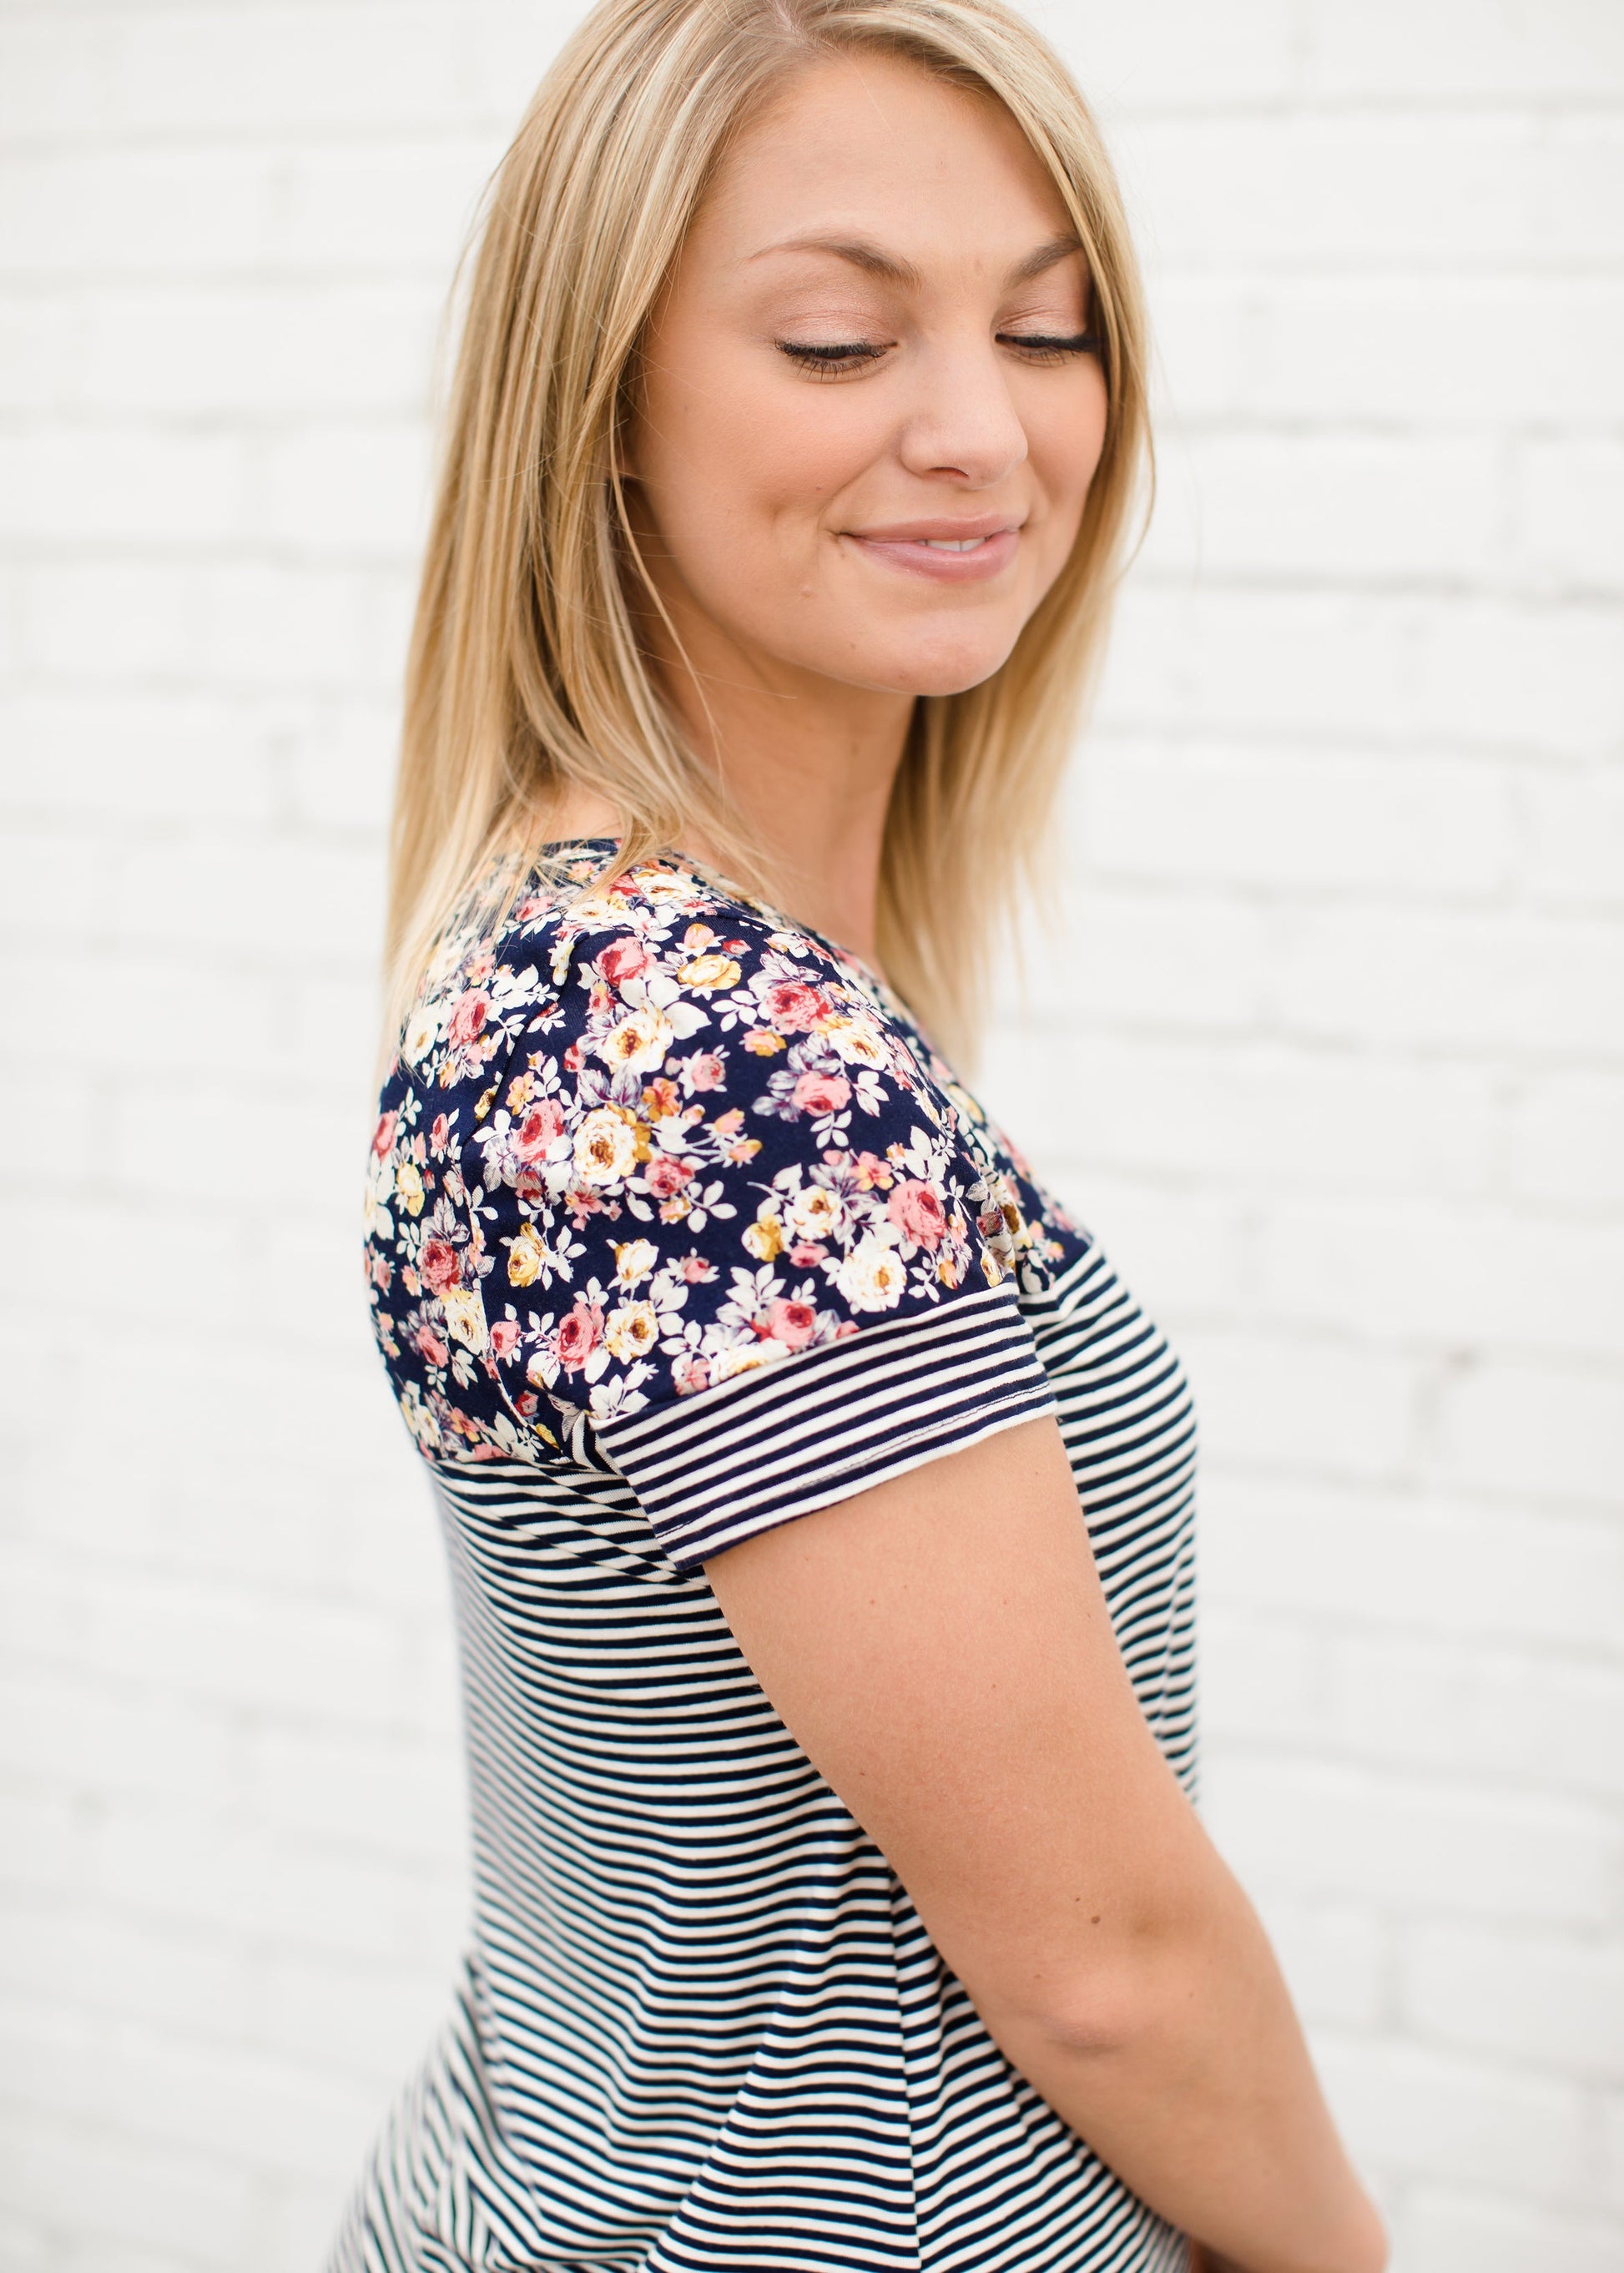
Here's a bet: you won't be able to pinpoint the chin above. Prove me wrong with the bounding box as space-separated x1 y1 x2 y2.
873 627 1022 700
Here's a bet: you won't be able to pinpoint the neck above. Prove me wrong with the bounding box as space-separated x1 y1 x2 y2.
622 499 915 975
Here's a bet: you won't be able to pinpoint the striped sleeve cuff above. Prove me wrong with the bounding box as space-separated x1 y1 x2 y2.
596 1278 1057 1571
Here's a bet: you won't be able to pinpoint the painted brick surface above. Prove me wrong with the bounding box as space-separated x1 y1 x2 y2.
1 2 1620 2267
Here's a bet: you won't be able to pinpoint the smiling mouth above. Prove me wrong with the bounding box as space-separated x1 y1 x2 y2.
840 523 1021 582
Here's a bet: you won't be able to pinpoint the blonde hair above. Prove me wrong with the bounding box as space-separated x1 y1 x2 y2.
381 0 1153 1076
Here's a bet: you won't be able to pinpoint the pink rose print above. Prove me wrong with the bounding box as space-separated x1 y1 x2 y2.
645 1155 693 1198
686 1052 725 1091
554 1298 603 1373
763 980 830 1032
429 1112 451 1157
598 935 651 985
789 1242 826 1268
764 1298 817 1350
447 990 490 1047
415 1323 450 1368
420 1238 461 1295
371 1111 397 1157
888 1179 947 1249
512 1100 565 1160
791 1071 850 1116
673 1353 712 1396
489 1318 521 1360
678 1253 716 1284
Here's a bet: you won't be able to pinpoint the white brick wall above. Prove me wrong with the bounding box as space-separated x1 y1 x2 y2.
0 3 1618 2267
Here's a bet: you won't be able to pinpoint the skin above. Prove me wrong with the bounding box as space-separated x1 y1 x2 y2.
547 49 1389 2273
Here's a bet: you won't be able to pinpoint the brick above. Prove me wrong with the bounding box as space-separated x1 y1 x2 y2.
0 425 250 545
0 2213 51 2272
1200 1472 1624 1651
1012 1031 1500 1196
1255 279 1624 429
0 1997 381 2180
0 148 275 278
72 283 440 417
1098 583 1624 760
1406 2190 1624 2273
1431 1357 1624 1508
1142 434 1502 584
0 1899 252 2043
1246 1894 1388 2029
0 1669 238 1807
0 691 279 826
1330 1633 1624 1802
1198 1603 1334 1749
253 419 433 556
1604 2091 1624 2214
0 1787 87 1902
1317 2034 1590 2195
88 1804 461 1963
1516 439 1624 591
1170 1324 1420 1479
1203 1757 1620 1924
244 1724 465 1865
1257 1198 1624 1360
1133 114 1624 270
1402 1920 1624 2081
267 2181 365 2273
1268 906 1624 1057
68 1565 406 1728
1522 767 1624 910
285 698 402 832
272 139 493 274
1302 1 1624 99
1052 0 1299 109
1042 883 1270 1030
1075 737 1512 900
0 2105 251 2259
106 837 384 961
255 1949 456 2081
1508 1071 1624 1207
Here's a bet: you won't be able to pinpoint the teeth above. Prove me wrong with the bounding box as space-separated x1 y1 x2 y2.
922 537 984 551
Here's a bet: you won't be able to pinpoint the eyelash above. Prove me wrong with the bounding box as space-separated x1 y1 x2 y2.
776 330 1103 378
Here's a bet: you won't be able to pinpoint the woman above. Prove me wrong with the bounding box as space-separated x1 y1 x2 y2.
334 0 1389 2266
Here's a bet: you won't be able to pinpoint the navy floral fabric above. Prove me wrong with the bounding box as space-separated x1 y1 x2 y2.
362 843 1083 1473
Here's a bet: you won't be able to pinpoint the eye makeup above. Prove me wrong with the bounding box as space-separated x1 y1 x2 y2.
774 329 1102 377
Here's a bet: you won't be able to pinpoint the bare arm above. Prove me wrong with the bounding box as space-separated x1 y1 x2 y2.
703 1416 1389 2273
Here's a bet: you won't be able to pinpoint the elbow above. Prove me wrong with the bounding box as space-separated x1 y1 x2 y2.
972 1944 1180 2064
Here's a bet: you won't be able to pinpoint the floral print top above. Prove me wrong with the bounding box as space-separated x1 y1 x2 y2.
361 840 1082 1566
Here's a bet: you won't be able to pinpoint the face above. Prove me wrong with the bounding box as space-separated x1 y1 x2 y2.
621 49 1110 704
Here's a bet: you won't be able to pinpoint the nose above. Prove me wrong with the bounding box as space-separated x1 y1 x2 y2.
895 338 1030 489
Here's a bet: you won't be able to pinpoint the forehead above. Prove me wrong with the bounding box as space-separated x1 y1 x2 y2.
691 48 1075 275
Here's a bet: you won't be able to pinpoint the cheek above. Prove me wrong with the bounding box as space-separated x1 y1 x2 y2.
1026 376 1109 530
642 346 875 567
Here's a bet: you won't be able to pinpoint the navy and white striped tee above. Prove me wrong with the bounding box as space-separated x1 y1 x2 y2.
330 843 1198 2273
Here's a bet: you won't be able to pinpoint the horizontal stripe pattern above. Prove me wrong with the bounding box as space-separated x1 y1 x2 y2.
598 1278 1058 1568
329 1228 1198 2273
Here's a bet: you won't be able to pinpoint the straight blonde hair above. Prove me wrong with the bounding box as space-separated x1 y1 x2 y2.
381 0 1153 1078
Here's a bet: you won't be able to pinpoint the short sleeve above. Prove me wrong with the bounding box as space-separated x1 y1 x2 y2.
457 861 1057 1569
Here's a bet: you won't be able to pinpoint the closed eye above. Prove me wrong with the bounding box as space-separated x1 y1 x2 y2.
776 340 890 377
999 330 1102 363
776 331 1102 380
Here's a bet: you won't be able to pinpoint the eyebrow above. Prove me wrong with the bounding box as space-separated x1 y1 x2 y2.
747 231 1086 290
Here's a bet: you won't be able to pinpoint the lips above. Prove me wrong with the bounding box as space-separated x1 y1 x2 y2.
840 516 1021 584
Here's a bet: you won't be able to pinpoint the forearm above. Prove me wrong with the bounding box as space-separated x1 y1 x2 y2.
974 1864 1387 2273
